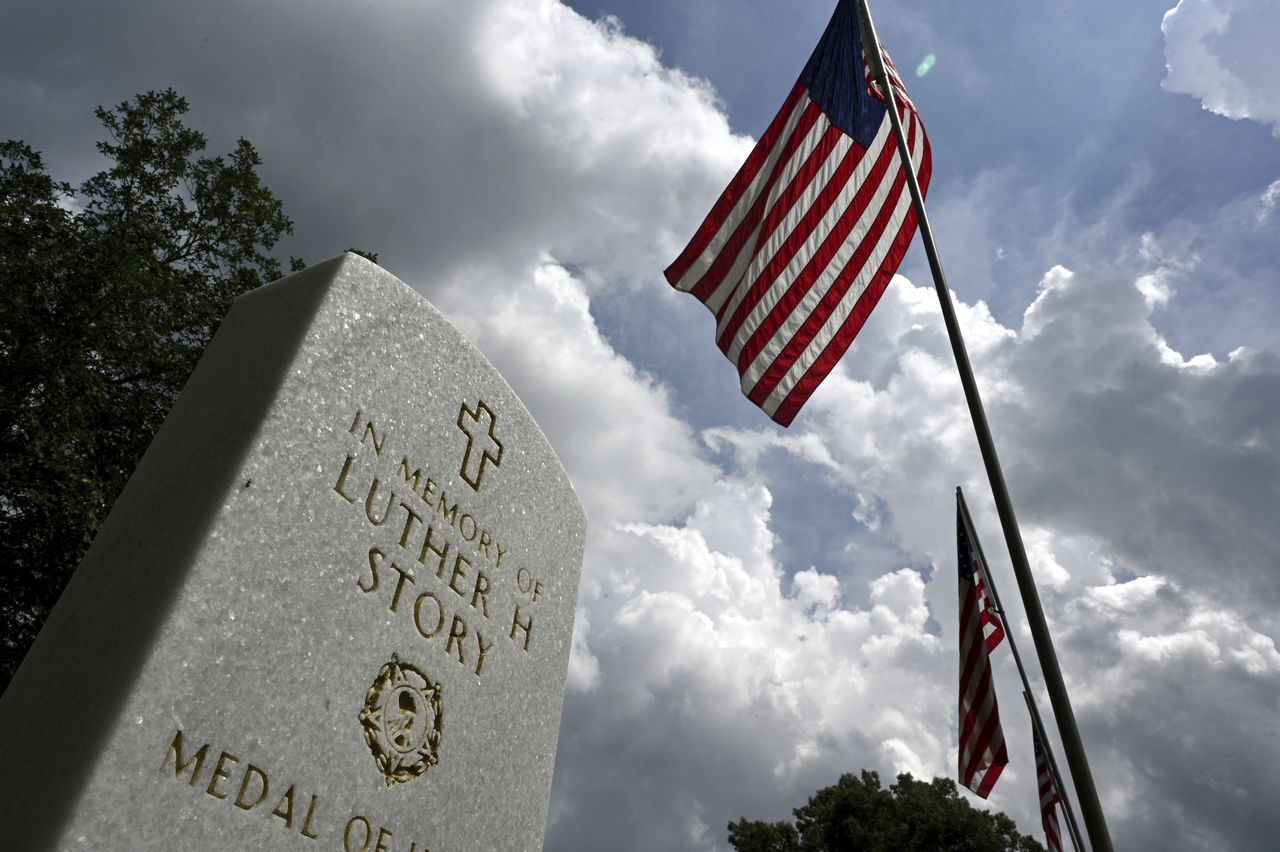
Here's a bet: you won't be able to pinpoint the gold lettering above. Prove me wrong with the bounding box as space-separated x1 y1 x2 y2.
359 548 383 593
206 751 239 799
447 553 471 598
364 478 395 525
445 615 468 664
271 784 298 828
510 605 533 651
345 815 371 851
413 592 445 638
423 477 438 506
470 570 491 617
389 562 415 612
533 580 543 603
458 513 477 542
301 794 321 839
477 530 493 560
234 764 270 810
161 729 320 837
397 501 423 548
162 729 208 786
436 493 458 526
495 543 506 569
418 525 450 579
361 421 386 457
334 454 359 503
375 826 393 852
349 409 364 436
397 456 424 494
475 630 494 677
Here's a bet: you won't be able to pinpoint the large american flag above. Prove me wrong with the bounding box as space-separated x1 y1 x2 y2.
957 499 1008 798
1035 724 1065 852
663 0 930 426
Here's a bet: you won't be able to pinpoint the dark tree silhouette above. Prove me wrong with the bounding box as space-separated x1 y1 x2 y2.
0 90 320 692
729 770 1045 852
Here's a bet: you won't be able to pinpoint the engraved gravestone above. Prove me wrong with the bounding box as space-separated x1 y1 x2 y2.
0 254 586 851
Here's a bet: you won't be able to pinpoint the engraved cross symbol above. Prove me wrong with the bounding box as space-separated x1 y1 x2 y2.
457 400 503 492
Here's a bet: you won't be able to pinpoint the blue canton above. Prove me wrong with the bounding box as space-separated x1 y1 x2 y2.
799 0 886 149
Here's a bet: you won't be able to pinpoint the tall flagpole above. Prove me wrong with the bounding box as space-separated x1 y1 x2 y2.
959 488 1085 852
854 2 1114 849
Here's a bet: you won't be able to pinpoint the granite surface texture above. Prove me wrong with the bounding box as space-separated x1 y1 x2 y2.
0 254 586 851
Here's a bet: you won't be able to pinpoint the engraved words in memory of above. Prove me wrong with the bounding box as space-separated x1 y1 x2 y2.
334 403 548 678
158 400 560 851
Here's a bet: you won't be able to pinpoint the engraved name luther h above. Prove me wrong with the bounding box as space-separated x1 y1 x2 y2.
456 401 502 492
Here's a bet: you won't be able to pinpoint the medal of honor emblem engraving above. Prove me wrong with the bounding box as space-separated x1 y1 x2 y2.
359 655 444 786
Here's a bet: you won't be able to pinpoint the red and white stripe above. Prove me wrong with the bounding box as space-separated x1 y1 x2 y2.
665 52 930 426
1036 728 1065 852
958 510 1008 799
975 575 1006 652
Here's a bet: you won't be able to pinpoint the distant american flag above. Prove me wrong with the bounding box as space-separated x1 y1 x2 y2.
957 500 1008 798
664 0 930 426
1035 725 1065 852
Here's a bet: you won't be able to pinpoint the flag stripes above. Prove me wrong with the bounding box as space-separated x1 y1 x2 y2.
975 572 1005 653
1035 725 1065 852
727 113 897 366
957 501 1008 799
664 0 930 426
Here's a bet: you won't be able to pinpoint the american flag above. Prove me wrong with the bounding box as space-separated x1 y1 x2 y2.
663 0 930 426
957 499 1008 798
1035 724 1065 852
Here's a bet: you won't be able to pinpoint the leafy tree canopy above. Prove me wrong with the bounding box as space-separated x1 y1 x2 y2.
0 89 369 692
728 770 1045 852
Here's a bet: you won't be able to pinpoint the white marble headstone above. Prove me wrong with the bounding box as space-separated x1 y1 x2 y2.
0 254 586 851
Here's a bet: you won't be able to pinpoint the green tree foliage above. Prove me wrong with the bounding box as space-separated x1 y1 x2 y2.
0 90 295 692
728 770 1046 852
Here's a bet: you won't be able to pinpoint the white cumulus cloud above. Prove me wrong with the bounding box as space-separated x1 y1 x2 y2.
6 0 1280 849
1162 0 1280 134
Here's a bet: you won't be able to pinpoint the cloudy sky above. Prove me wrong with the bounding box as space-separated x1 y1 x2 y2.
5 0 1280 849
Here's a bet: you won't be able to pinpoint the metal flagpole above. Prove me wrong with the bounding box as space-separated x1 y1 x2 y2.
958 488 1085 852
853 2 1114 849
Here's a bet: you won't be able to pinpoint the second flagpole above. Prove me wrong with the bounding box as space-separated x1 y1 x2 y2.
959 488 1085 852
853 1 1114 850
